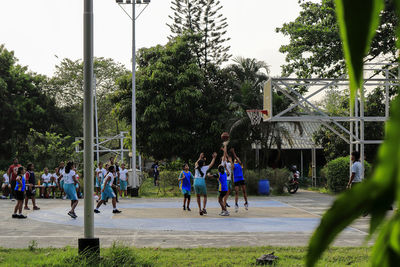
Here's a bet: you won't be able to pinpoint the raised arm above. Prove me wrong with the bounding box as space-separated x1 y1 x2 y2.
230 148 242 166
195 153 204 168
208 152 218 169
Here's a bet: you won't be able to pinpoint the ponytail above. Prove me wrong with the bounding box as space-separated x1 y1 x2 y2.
197 160 205 177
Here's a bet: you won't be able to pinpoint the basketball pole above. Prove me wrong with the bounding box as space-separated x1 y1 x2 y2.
79 0 100 258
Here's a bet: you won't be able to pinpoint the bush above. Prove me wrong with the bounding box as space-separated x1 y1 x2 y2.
243 168 290 195
267 168 291 195
159 171 181 196
324 156 371 193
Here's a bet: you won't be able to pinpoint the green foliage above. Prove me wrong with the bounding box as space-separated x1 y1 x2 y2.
268 168 291 195
112 34 229 160
307 0 400 266
276 0 397 79
323 156 371 193
0 45 68 170
167 0 231 67
21 129 80 171
0 246 371 267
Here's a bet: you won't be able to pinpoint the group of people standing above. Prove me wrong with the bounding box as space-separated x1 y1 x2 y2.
178 144 249 216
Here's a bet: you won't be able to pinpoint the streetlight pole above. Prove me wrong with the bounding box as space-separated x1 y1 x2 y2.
116 0 150 194
79 0 99 258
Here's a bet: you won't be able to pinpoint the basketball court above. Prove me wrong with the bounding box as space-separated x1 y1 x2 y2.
0 191 371 248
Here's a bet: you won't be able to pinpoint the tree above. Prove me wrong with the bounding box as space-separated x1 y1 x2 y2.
0 45 66 169
306 0 400 266
45 57 130 137
112 34 229 160
21 129 81 171
167 0 231 68
276 0 397 78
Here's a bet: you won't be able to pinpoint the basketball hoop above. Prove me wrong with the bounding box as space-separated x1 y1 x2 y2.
246 110 268 125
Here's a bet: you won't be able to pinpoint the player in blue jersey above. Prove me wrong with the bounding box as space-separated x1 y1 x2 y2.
178 163 194 211
208 165 229 216
230 148 249 213
12 167 27 219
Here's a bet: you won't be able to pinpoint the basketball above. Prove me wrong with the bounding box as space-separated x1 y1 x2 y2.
221 132 230 141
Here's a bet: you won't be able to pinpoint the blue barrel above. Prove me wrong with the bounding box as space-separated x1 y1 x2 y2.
258 179 270 195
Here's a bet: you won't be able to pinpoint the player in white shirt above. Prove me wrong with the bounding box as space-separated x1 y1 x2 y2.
118 163 129 198
40 167 53 198
62 162 80 218
94 165 121 214
222 144 233 207
95 162 104 197
2 172 11 198
57 162 66 199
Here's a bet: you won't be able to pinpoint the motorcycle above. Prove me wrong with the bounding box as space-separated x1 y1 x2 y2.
287 169 299 194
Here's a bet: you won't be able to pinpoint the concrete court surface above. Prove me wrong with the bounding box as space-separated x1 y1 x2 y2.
0 190 372 248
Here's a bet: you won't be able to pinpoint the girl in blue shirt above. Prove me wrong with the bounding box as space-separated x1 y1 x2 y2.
208 165 229 216
230 148 249 213
12 167 27 219
178 163 194 211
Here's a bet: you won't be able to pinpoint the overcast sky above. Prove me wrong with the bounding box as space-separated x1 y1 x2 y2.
0 0 304 77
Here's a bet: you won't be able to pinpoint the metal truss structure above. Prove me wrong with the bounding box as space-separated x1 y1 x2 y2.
265 63 399 186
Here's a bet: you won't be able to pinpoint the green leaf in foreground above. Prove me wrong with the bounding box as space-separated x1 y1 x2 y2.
334 0 384 105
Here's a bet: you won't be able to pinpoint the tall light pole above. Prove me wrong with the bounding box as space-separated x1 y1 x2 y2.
79 0 99 258
116 0 150 194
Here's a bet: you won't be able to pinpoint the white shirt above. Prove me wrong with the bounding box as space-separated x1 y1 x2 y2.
101 168 107 178
52 173 58 182
103 172 114 186
3 173 9 183
119 169 128 181
195 166 209 179
59 167 65 181
41 173 52 183
63 170 76 184
222 161 232 181
351 161 362 183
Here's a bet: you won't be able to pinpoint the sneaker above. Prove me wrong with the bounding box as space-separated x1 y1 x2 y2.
24 206 30 210
221 211 230 216
112 209 122 214
33 206 40 210
12 214 18 218
11 198 15 202
219 212 224 216
199 210 204 216
183 206 186 211
94 209 100 214
187 207 191 211
18 214 27 219
226 203 230 208
225 210 230 216
235 204 239 213
62 196 67 200
68 211 77 219
244 202 249 210
202 209 207 215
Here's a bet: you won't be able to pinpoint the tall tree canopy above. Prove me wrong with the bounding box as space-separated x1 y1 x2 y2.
112 34 229 160
167 0 231 68
276 0 397 78
0 45 66 168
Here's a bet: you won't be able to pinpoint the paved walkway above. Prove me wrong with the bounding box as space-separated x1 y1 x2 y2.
0 190 372 248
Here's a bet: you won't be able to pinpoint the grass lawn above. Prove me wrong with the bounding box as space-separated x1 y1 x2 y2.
0 244 370 266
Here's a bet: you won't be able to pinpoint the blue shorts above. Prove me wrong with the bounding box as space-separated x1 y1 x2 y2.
101 185 115 201
120 180 128 190
181 188 191 195
43 182 50 187
75 183 79 189
194 178 207 195
63 183 78 201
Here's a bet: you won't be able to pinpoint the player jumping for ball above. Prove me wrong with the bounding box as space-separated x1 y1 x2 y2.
229 148 249 212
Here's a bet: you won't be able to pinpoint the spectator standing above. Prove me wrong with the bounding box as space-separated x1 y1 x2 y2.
151 161 160 186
